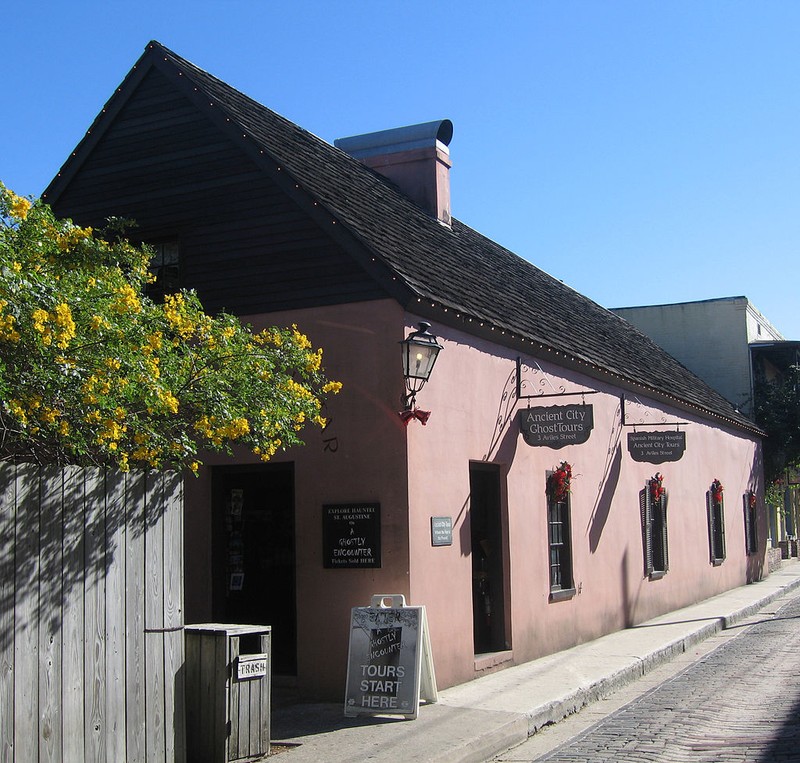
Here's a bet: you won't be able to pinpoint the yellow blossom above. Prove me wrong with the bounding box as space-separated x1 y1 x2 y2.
112 284 141 314
9 194 31 220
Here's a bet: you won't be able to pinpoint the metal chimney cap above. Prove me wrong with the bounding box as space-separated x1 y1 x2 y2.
335 119 453 159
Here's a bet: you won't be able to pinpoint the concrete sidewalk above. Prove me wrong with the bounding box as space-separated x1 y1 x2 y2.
270 562 800 763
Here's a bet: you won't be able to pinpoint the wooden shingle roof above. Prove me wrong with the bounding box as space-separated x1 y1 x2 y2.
44 41 759 434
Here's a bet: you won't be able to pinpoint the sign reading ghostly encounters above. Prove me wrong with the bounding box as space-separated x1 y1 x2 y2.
627 431 686 464
344 594 437 720
519 404 594 448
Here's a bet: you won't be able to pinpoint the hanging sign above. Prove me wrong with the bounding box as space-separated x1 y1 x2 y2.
323 503 381 568
344 594 437 720
519 404 594 449
627 431 686 464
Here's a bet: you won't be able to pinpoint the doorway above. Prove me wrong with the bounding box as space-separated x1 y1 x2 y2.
213 463 297 675
469 463 508 654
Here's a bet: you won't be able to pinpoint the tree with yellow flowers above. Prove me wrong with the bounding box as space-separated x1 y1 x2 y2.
0 183 341 472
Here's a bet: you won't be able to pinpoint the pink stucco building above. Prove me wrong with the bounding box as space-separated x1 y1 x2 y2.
45 41 766 700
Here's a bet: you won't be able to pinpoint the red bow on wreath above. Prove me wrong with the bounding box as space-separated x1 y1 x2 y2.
399 409 431 426
649 473 665 503
711 479 724 504
547 462 572 503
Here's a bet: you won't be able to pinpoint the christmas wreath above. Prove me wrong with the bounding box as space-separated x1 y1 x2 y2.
547 462 572 503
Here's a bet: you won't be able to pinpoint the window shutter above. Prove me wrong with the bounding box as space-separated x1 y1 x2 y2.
661 494 669 571
706 491 715 564
640 488 653 576
743 495 752 554
717 498 726 560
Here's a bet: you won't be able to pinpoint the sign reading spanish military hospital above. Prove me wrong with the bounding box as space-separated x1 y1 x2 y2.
627 431 686 464
519 404 594 448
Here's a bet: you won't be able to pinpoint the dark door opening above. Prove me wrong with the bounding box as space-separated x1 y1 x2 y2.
213 463 297 675
469 463 508 654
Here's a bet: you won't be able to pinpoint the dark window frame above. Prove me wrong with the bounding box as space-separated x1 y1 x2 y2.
147 239 180 300
546 471 575 600
706 489 727 565
640 485 669 578
744 492 758 555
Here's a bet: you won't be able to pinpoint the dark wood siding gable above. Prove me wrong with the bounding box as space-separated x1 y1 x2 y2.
51 67 389 315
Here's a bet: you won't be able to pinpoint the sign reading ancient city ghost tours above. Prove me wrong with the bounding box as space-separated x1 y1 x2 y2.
627 431 686 464
344 594 437 720
519 404 594 449
323 503 381 568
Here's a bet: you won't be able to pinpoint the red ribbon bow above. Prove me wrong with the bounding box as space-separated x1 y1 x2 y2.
399 409 431 426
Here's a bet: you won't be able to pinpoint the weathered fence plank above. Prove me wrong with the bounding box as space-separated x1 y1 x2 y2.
105 469 127 761
0 465 185 763
0 466 16 763
62 466 86 762
125 471 147 763
145 471 166 761
84 468 107 762
14 464 39 762
39 466 63 763
164 475 185 762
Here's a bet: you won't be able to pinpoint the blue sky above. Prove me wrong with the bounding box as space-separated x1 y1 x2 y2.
5 2 799 337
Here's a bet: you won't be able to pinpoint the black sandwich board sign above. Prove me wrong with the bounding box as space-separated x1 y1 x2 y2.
627 431 686 464
344 594 437 720
519 404 594 449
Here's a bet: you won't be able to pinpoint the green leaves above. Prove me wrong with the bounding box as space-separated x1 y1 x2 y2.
0 183 340 472
754 363 800 484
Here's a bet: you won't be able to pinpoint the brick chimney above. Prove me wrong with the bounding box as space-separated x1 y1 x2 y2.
335 119 453 226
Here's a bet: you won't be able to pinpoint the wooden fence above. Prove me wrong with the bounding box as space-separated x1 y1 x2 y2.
0 463 185 762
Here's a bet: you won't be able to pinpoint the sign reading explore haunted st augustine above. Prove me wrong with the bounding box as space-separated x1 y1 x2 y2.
627 431 686 464
519 404 594 449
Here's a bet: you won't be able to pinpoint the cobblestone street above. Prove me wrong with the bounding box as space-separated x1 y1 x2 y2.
500 592 800 762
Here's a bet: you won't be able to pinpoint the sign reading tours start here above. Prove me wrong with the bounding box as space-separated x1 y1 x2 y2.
344 595 437 720
519 404 594 449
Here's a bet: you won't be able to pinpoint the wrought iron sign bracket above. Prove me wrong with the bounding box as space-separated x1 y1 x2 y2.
515 357 600 403
621 395 689 429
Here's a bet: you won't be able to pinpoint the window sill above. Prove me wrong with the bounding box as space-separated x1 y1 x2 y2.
711 558 725 567
549 587 576 602
649 570 667 581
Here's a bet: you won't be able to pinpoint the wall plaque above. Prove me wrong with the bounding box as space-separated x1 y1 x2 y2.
323 503 381 568
519 404 594 449
627 431 686 464
430 516 453 546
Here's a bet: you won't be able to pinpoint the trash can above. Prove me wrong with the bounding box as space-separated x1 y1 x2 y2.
185 624 271 762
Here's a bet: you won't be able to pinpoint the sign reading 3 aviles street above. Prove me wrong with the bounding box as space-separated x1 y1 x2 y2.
519 404 594 449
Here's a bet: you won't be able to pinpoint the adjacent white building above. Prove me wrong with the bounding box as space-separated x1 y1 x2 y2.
612 296 784 418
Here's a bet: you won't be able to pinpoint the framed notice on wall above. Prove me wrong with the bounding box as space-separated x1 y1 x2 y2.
322 503 381 568
344 594 437 720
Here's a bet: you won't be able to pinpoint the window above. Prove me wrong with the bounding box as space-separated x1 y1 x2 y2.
546 465 574 598
744 492 758 555
148 240 180 299
706 480 726 565
640 475 669 577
